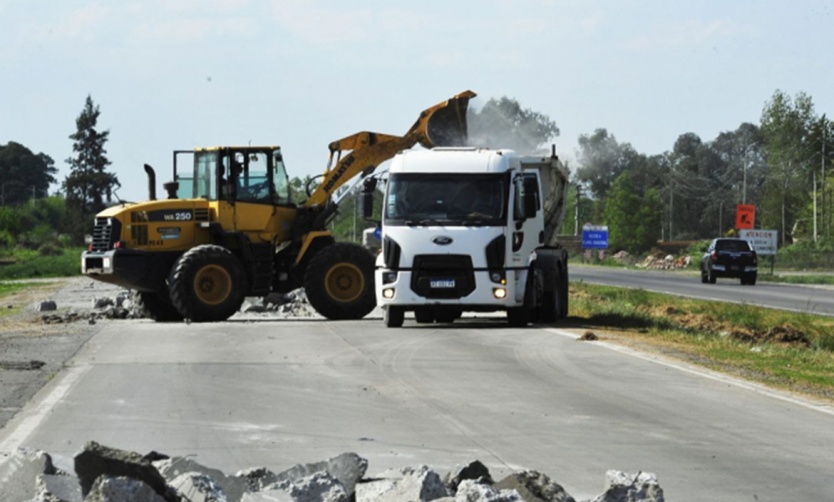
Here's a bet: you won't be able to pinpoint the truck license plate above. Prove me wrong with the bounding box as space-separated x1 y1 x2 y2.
430 279 455 289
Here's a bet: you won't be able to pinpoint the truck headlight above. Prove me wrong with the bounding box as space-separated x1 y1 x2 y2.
493 287 507 299
382 288 395 299
103 257 112 270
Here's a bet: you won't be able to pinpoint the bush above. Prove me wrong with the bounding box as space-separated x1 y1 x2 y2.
38 242 63 256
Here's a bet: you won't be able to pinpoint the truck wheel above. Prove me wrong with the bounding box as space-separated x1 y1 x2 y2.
708 269 717 284
304 243 376 320
414 308 434 324
559 261 569 320
538 264 564 323
507 273 534 327
384 306 404 328
131 290 183 322
168 245 247 322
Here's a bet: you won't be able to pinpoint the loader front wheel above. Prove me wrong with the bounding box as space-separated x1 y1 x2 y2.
168 245 247 322
131 290 183 322
304 243 376 320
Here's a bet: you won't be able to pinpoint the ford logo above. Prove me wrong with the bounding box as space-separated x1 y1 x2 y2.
432 236 453 245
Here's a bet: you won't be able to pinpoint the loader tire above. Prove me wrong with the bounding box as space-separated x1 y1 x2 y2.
131 290 183 322
168 245 247 323
304 243 376 320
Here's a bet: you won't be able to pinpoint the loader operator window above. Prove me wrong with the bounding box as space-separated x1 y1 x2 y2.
235 152 271 203
272 150 290 204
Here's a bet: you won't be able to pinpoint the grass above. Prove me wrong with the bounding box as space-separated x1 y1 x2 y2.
0 247 84 280
0 280 61 317
570 282 834 400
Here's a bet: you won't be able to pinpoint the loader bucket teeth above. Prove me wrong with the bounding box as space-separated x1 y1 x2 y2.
416 90 476 148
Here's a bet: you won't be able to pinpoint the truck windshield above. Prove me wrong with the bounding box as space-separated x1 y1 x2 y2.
385 173 507 226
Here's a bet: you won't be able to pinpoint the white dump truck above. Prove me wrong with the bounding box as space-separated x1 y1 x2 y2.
370 146 570 327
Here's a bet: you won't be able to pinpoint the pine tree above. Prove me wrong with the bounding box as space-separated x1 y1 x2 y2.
63 95 119 240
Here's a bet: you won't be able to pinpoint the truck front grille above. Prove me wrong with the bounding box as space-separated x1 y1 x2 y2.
411 254 475 299
90 218 121 252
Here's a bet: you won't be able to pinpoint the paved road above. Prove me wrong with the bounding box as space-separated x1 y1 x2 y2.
572 265 834 316
2 318 834 500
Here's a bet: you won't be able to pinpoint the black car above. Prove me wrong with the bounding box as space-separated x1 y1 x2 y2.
700 238 758 285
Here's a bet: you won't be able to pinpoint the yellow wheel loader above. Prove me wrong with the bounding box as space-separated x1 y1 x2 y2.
81 91 475 322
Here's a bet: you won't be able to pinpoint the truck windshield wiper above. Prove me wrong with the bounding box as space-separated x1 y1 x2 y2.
405 219 434 226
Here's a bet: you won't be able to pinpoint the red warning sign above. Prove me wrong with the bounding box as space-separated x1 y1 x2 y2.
735 204 755 230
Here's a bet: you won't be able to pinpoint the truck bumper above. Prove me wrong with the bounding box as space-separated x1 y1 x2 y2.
82 249 179 292
375 268 525 312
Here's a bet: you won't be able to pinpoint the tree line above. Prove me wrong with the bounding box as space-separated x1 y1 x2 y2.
2 91 832 256
575 90 833 252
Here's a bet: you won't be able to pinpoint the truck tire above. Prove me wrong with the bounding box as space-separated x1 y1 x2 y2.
304 243 376 320
168 245 248 322
559 261 569 320
507 272 534 327
708 269 717 284
414 308 434 324
384 306 404 328
131 290 183 322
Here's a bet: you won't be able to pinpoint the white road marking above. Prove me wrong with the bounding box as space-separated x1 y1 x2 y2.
0 364 91 454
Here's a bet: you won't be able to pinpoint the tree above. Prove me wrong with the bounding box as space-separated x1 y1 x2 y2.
760 90 818 245
467 97 559 154
63 95 120 240
603 172 662 253
0 142 57 206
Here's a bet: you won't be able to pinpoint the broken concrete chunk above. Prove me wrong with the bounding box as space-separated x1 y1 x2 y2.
241 489 294 502
272 470 348 502
84 475 168 502
357 465 448 502
36 300 57 312
454 479 523 502
92 297 115 309
271 452 368 498
444 460 493 494
35 473 83 502
170 471 229 502
73 441 178 501
494 470 575 502
0 448 58 502
586 470 664 502
156 456 248 502
236 466 281 492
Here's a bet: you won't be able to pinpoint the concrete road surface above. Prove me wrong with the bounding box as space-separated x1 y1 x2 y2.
2 318 834 500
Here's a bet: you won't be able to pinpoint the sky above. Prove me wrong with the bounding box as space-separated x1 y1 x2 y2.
1 0 832 202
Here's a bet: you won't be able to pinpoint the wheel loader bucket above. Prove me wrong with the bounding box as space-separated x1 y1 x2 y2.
410 90 477 148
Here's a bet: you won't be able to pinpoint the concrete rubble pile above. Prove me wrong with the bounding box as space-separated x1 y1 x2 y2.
36 287 321 324
636 254 691 271
0 442 664 502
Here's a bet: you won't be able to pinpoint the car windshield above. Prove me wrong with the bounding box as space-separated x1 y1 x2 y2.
384 172 508 226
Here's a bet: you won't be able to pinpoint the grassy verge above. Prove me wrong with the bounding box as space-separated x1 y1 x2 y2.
0 281 61 317
0 247 84 280
570 283 834 400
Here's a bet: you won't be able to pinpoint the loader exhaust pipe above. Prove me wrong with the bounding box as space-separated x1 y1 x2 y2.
144 164 156 200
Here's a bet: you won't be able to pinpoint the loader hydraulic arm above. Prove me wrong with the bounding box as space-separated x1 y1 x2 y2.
304 90 476 208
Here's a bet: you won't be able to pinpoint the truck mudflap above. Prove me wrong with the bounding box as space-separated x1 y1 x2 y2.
82 248 179 292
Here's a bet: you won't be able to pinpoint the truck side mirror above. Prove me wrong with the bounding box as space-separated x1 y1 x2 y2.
360 177 377 219
360 191 374 219
514 176 537 220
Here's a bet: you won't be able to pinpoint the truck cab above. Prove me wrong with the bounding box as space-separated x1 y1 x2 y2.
375 147 569 327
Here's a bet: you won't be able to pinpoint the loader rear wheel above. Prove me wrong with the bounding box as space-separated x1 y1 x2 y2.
304 243 376 320
168 245 247 322
131 290 183 322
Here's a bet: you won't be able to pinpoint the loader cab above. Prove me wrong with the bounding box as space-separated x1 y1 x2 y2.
172 146 291 205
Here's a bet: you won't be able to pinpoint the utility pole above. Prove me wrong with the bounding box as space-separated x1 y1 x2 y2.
574 185 581 236
743 143 748 205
